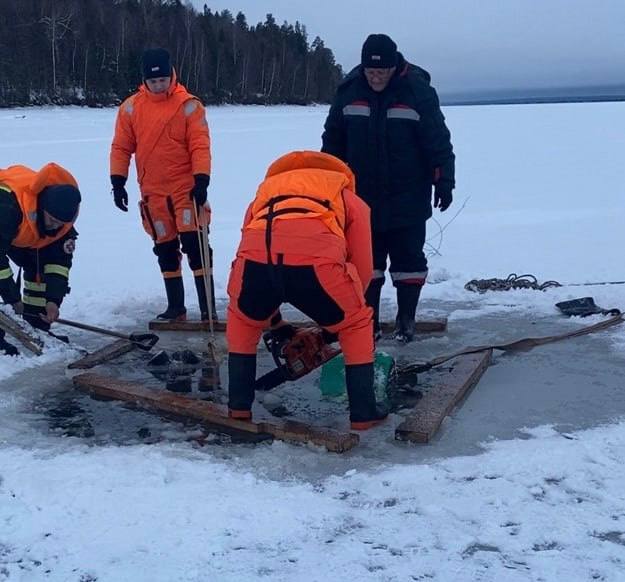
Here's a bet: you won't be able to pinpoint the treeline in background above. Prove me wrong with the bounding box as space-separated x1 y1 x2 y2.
0 0 343 107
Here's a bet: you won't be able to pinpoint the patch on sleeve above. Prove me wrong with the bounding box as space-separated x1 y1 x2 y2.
184 100 198 116
63 239 76 255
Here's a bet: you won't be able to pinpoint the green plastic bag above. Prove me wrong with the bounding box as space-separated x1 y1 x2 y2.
319 351 395 402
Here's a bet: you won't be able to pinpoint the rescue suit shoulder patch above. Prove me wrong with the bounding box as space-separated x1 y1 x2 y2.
123 97 135 115
184 100 199 116
63 238 76 254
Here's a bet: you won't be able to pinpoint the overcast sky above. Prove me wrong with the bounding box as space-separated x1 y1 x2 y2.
190 0 625 95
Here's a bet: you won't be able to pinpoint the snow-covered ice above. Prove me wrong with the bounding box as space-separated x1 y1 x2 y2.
0 102 624 580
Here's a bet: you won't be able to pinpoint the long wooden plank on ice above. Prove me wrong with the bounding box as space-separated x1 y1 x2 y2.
72 373 359 453
68 339 137 370
148 317 448 334
149 320 227 332
395 350 492 444
0 311 43 355
380 318 447 334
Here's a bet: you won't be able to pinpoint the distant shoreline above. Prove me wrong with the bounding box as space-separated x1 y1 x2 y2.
442 94 625 107
2 95 625 110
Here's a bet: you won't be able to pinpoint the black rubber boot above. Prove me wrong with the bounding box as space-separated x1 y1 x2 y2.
364 278 384 340
345 363 389 430
157 277 187 321
194 274 217 321
227 352 257 419
0 330 19 356
394 283 422 343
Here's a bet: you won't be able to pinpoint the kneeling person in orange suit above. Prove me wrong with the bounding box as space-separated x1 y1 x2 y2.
0 163 81 353
226 151 388 430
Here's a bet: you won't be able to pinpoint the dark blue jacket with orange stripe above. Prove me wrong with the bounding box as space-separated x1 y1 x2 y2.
321 53 455 232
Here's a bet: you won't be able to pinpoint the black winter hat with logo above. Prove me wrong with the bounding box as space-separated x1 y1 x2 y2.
40 185 81 222
361 34 398 68
142 48 172 79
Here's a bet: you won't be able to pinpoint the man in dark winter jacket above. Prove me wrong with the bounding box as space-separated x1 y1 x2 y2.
322 33 455 342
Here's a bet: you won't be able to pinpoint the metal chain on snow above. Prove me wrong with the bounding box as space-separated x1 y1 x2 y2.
464 273 563 293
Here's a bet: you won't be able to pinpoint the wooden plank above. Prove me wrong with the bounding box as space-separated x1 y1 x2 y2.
149 320 227 332
68 339 137 370
0 311 43 355
260 418 358 453
72 373 359 453
380 317 447 334
149 317 448 334
395 350 492 444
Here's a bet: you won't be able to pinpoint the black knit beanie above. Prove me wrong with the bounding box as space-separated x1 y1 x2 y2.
142 48 172 79
361 34 398 68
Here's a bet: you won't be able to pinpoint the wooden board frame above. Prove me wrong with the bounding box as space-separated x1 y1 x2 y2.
395 350 492 443
69 348 490 452
148 317 448 334
72 373 359 453
148 320 228 332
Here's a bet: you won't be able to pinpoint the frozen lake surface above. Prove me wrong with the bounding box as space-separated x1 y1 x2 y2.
1 103 624 581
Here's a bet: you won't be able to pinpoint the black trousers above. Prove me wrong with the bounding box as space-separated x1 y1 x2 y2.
153 231 211 275
236 260 345 326
7 247 51 330
371 223 428 285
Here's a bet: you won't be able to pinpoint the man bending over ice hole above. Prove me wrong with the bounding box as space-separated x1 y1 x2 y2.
0 163 81 355
225 151 388 430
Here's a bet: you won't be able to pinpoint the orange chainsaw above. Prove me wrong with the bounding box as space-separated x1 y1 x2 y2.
255 326 341 391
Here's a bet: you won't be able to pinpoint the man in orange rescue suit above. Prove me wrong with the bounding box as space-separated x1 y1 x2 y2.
0 163 81 355
226 151 389 430
110 48 214 321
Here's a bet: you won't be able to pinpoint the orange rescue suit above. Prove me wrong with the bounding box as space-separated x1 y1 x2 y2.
226 151 374 365
110 71 211 244
110 70 211 198
0 163 78 249
238 151 372 288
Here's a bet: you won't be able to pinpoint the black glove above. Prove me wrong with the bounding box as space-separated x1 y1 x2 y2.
190 174 210 207
434 184 453 212
111 175 128 212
